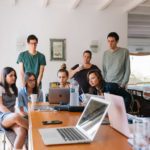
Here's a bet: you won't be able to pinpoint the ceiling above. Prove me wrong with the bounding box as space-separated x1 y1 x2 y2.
0 0 136 10
1 0 150 38
128 0 150 38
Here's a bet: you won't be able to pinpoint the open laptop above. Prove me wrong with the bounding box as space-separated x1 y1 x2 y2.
104 93 134 138
39 97 110 145
48 88 70 104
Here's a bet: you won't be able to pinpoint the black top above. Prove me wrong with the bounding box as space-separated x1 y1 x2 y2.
71 64 101 94
89 82 131 112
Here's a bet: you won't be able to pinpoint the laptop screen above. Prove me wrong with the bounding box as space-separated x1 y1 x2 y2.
77 97 109 140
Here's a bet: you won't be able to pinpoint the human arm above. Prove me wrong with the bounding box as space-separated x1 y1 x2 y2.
102 52 106 78
69 64 81 79
18 106 27 116
17 92 28 116
37 54 46 86
0 87 11 113
17 52 25 87
0 97 11 113
37 65 45 87
121 50 131 88
19 62 25 87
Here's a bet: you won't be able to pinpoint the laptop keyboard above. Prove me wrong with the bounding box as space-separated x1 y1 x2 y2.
33 105 54 111
57 128 87 141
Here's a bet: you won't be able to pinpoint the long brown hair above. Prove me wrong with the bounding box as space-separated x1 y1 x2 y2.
24 72 38 94
0 67 18 96
87 69 105 93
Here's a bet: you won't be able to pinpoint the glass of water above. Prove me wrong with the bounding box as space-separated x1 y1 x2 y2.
133 118 149 150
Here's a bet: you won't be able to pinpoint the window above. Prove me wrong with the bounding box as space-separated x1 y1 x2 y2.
129 54 150 84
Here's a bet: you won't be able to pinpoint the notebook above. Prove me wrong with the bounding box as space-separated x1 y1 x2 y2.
39 97 110 145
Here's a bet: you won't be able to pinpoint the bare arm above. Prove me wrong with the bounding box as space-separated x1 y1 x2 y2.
121 50 131 87
18 107 27 116
0 97 10 113
102 52 106 78
37 65 45 87
69 67 82 79
19 62 25 87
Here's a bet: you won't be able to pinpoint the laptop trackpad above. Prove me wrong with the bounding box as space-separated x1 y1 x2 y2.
39 128 64 145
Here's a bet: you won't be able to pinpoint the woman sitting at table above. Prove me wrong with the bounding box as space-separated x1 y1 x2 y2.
57 63 70 88
87 69 131 112
0 67 28 149
17 72 43 116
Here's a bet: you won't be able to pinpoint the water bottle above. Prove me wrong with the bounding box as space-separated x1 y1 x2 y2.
70 79 79 106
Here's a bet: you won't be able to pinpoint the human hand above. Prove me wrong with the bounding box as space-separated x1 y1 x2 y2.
120 84 126 89
78 64 84 71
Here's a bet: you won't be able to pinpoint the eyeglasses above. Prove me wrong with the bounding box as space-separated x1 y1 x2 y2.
28 79 36 82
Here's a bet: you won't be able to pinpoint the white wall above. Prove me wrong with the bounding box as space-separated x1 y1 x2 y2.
0 0 128 97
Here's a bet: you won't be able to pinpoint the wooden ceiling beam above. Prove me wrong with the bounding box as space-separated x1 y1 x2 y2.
11 0 17 6
41 0 50 8
70 0 81 9
97 0 113 11
123 0 148 12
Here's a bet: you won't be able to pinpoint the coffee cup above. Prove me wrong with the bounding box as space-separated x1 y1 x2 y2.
30 94 38 103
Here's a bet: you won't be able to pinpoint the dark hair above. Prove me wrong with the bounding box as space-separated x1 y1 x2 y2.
27 34 38 43
24 72 38 94
87 69 105 92
57 63 69 77
0 67 18 96
83 50 92 58
107 32 119 42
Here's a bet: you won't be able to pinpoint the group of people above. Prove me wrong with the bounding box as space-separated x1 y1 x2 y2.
0 32 131 149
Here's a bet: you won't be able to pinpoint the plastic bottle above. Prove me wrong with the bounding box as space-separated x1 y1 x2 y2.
70 78 79 106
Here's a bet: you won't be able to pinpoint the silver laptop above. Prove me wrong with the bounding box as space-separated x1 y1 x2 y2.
48 88 70 104
39 97 110 145
104 93 133 138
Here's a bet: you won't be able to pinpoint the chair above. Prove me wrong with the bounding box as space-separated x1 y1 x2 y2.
1 128 28 150
127 89 142 115
0 127 16 150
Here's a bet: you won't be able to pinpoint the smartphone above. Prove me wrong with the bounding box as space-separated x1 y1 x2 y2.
42 120 63 125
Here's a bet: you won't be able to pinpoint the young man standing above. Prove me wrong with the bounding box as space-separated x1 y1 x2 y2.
17 34 46 87
102 32 130 88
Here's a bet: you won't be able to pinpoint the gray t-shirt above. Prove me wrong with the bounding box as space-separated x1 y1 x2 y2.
0 86 16 116
102 47 130 86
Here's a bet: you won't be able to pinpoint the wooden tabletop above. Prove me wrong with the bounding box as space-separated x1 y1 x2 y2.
28 102 132 150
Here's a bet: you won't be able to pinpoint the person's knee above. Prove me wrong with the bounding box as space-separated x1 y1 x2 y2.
13 113 26 124
11 113 21 121
16 127 27 137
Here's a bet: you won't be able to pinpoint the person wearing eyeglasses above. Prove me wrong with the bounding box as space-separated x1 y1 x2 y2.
17 72 43 116
17 34 46 87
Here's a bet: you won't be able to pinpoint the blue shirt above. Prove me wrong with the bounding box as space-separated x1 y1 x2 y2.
17 87 43 112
